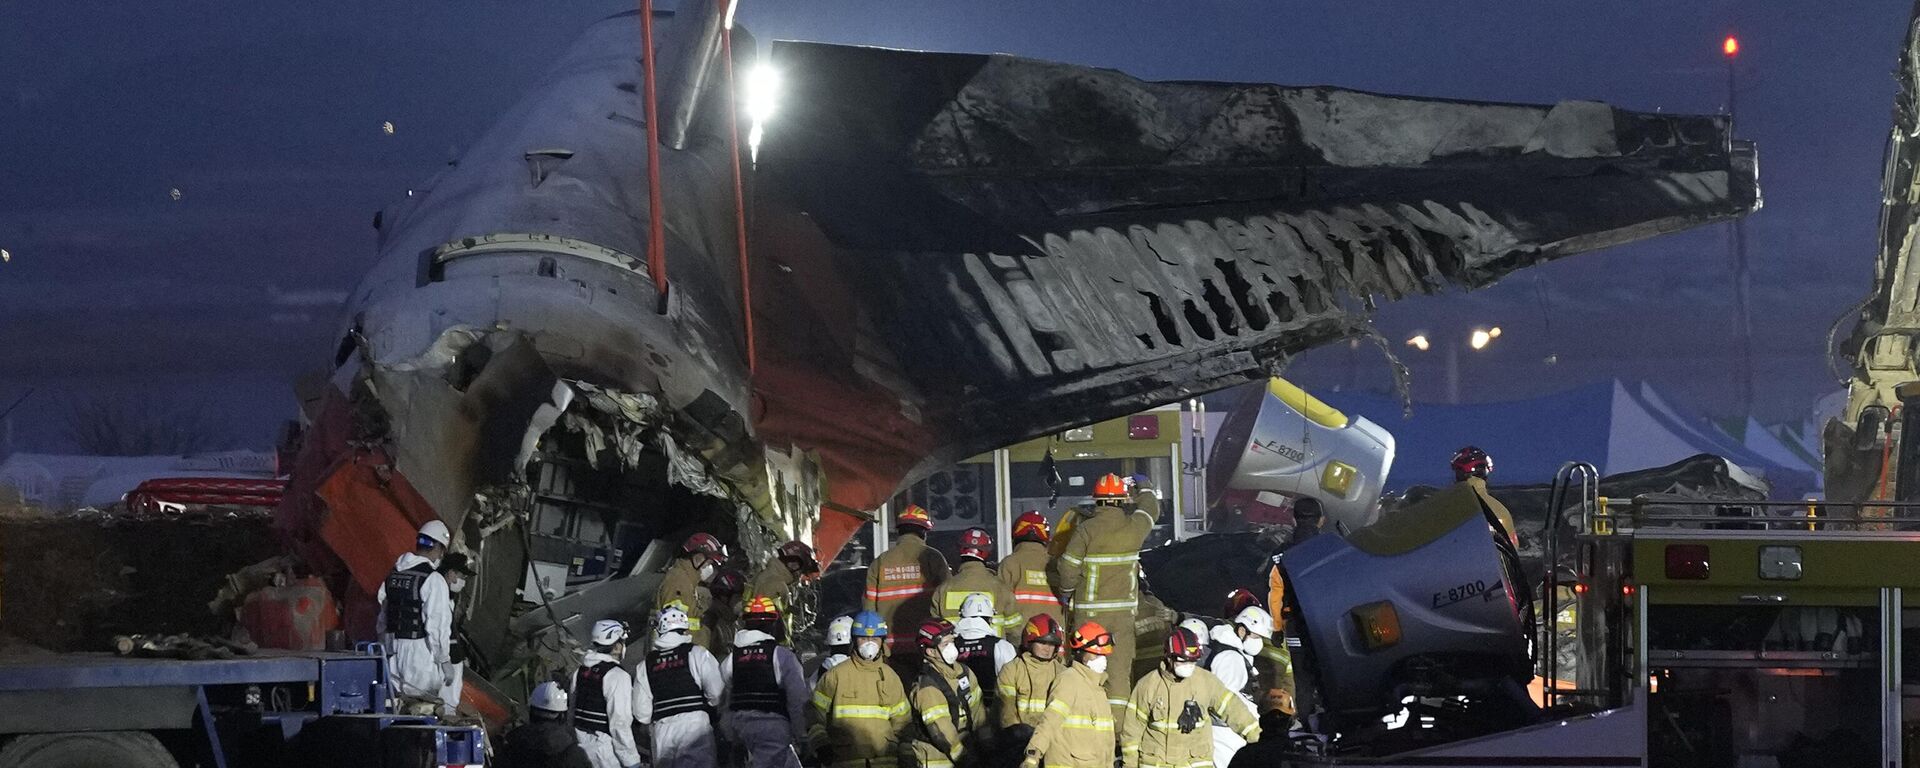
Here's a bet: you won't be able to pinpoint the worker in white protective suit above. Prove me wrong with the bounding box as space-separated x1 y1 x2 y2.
636 602 725 768
377 520 455 713
573 619 643 768
1207 606 1273 768
812 615 855 687
721 596 810 768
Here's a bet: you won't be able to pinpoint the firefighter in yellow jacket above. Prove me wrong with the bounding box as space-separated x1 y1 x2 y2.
809 611 910 768
1050 474 1156 714
931 528 1020 636
998 614 1064 732
659 533 728 650
866 505 948 674
749 540 820 614
1119 628 1259 768
905 620 986 768
1020 622 1119 768
997 511 1063 631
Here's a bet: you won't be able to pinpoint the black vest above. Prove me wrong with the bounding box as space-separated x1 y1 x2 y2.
647 644 712 720
572 660 620 734
729 640 787 716
383 562 436 640
954 635 999 708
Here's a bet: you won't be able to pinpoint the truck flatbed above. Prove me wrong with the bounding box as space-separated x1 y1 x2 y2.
0 649 375 691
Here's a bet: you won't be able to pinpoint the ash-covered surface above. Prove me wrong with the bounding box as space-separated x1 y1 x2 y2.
1 510 280 652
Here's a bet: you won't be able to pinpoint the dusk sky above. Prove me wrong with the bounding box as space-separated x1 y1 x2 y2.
0 1 1907 453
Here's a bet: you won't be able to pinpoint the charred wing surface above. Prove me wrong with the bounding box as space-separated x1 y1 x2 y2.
758 42 1759 473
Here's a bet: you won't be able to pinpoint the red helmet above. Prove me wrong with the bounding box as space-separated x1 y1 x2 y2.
1451 446 1492 480
1092 473 1128 500
1022 614 1063 646
958 527 993 562
777 541 819 574
682 533 728 564
1167 627 1205 662
710 569 746 598
1224 588 1260 619
743 595 781 620
1012 510 1050 544
896 505 933 532
917 619 956 650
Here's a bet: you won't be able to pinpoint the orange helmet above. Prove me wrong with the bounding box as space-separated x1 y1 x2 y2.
1012 510 1050 544
1092 473 1128 500
1022 614 1064 646
958 527 993 561
1224 588 1260 618
743 595 780 620
896 504 933 532
1069 621 1114 655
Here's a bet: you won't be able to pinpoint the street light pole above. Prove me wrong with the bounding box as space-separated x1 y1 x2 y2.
1725 34 1755 418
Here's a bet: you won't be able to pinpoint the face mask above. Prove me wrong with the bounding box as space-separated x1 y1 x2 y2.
448 577 467 594
1172 661 1197 679
1083 655 1108 675
857 640 883 660
940 643 960 665
1243 636 1264 656
699 563 717 582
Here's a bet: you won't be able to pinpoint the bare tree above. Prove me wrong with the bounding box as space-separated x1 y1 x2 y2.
61 396 227 456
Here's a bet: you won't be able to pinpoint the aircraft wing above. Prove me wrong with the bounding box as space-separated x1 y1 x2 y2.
749 41 1761 509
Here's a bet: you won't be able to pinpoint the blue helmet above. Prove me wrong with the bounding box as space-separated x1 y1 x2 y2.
851 610 889 638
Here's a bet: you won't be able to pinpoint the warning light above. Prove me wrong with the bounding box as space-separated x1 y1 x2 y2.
1723 35 1739 58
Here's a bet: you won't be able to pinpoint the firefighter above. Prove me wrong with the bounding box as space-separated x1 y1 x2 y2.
1451 446 1517 546
438 552 476 714
750 541 820 613
813 615 855 686
932 527 1020 636
710 569 747 657
636 603 725 768
808 610 911 768
660 533 730 649
573 619 641 768
997 615 1063 737
865 505 948 675
1050 473 1156 715
998 511 1063 630
378 520 456 714
1205 607 1273 768
1019 622 1118 768
1119 629 1258 768
723 597 809 768
906 619 987 768
952 593 1017 726
500 681 593 768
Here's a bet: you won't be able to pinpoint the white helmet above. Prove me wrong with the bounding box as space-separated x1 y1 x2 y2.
530 681 569 713
959 593 995 620
418 520 451 547
826 615 855 647
590 619 630 647
1178 618 1212 644
658 603 692 636
1233 606 1274 640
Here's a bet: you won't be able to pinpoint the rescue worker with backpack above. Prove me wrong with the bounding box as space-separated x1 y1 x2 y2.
951 593 1017 735
723 597 810 768
906 620 987 768
572 619 642 768
635 603 725 768
998 511 1063 631
866 505 948 675
500 681 593 768
809 610 911 768
1205 607 1274 768
1119 628 1259 768
378 520 457 714
660 533 730 650
932 528 1020 637
1050 474 1156 715
1019 622 1119 768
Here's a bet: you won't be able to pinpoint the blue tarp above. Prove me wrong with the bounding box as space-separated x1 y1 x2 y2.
1319 380 1818 498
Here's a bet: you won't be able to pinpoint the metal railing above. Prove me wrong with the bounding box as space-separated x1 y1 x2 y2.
1584 496 1920 536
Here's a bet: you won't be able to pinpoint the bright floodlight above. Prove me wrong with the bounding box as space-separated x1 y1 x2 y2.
1 248 10 263
744 64 782 162
1723 35 1739 58
1488 326 1502 339
1470 329 1492 350
1406 334 1430 352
